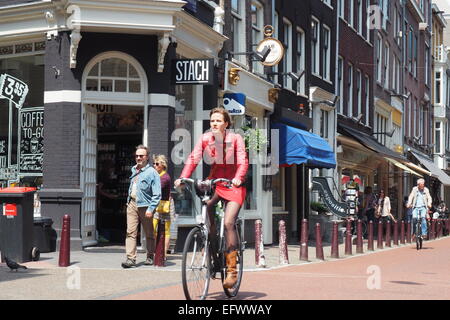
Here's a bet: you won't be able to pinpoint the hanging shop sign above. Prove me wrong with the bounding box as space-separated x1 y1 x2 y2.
19 107 44 175
172 59 214 85
0 74 29 109
223 93 246 115
312 176 348 217
256 25 284 67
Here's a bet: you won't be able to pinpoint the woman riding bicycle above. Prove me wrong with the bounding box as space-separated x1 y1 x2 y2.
174 107 248 289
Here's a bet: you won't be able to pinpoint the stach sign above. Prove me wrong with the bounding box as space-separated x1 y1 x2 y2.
172 59 214 85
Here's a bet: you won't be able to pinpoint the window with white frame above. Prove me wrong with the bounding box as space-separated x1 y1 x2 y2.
356 70 362 118
272 168 285 210
320 109 329 139
414 98 418 136
365 75 370 126
376 113 388 145
419 104 424 139
311 17 320 75
435 71 441 104
323 0 331 6
322 25 331 81
366 0 370 40
349 0 354 28
337 56 344 114
296 28 305 95
282 18 293 89
392 56 397 93
425 45 430 86
231 0 245 64
348 63 353 117
446 122 450 151
338 0 345 19
414 35 418 78
384 42 389 89
376 35 382 83
357 0 363 34
273 11 279 84
251 1 264 74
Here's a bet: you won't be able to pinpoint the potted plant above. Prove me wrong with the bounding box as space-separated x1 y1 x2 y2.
310 201 329 214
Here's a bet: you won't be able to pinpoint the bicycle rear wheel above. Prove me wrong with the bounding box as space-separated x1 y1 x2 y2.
415 221 421 251
222 220 244 298
182 227 211 300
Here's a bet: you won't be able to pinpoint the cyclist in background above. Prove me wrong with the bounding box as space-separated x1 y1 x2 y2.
174 107 248 289
407 178 433 240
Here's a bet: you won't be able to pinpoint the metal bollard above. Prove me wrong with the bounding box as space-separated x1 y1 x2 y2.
377 220 383 249
438 219 443 238
407 221 412 243
154 219 165 267
255 219 266 268
315 223 324 260
385 221 391 247
345 219 352 255
367 220 374 251
330 221 339 259
400 220 405 244
393 221 399 246
300 219 309 261
278 220 289 265
356 219 363 254
58 214 70 267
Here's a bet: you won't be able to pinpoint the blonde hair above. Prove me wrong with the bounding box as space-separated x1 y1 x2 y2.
153 154 168 169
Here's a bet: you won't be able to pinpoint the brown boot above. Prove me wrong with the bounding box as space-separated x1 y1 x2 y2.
223 250 238 289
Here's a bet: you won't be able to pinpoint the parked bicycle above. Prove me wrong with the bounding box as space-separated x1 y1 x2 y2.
179 178 245 300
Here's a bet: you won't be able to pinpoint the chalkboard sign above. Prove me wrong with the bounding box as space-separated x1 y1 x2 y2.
19 107 44 175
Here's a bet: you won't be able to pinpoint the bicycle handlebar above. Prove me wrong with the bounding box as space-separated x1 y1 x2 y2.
179 177 233 187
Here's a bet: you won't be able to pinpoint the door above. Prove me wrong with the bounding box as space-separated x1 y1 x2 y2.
81 104 97 246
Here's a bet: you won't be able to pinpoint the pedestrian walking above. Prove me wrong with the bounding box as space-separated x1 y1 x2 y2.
362 186 377 222
152 154 172 261
376 189 397 223
406 178 432 240
122 145 161 268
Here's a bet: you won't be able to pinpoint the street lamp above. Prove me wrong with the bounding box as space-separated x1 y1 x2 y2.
372 128 396 137
226 46 272 63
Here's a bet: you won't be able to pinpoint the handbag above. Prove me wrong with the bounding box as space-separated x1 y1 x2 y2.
156 199 170 214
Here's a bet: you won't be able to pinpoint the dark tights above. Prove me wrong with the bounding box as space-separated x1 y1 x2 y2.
207 192 241 253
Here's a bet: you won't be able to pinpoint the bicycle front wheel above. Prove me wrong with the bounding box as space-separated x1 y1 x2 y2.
182 227 211 300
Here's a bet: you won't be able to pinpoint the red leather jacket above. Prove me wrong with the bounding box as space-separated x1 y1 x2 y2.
180 131 248 182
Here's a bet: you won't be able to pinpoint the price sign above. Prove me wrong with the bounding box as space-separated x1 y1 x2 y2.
0 74 29 109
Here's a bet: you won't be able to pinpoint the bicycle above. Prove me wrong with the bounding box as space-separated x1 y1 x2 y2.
414 210 425 250
179 178 245 300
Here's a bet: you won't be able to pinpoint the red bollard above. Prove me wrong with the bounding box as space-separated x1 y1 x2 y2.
299 219 309 261
345 219 352 255
385 221 391 247
356 220 363 254
278 220 289 264
154 219 165 267
58 214 70 267
315 223 324 260
407 221 412 243
330 221 339 259
431 219 436 240
377 220 383 249
255 219 266 268
400 221 405 244
393 221 398 246
368 220 374 251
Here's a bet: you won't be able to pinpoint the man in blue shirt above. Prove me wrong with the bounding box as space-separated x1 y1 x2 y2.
122 145 161 268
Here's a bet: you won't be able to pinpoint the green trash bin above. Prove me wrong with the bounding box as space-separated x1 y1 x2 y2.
0 187 39 263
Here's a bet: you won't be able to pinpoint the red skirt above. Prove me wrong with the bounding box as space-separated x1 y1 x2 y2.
215 184 246 206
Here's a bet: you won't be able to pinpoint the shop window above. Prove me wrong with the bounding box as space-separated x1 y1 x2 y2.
0 53 44 189
272 167 284 211
173 85 195 218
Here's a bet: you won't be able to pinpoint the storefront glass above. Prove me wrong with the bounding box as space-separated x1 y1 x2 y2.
173 84 194 217
0 49 44 190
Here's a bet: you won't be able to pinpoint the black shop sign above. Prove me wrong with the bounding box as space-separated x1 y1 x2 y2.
171 59 214 85
19 107 44 174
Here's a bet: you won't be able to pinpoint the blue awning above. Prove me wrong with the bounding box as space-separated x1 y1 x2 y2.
272 122 336 168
